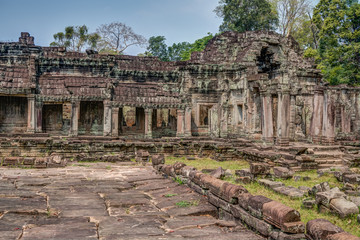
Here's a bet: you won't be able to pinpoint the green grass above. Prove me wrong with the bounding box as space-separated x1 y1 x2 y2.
166 156 360 237
175 200 199 208
71 164 91 167
164 193 178 198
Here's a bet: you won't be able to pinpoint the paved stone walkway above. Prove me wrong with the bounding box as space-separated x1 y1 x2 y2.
0 162 263 239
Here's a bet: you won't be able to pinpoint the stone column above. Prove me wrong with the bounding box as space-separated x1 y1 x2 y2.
111 107 119 137
322 91 335 145
35 101 43 133
144 108 153 138
27 95 35 133
276 91 291 146
70 101 80 137
356 92 360 138
289 95 296 141
177 109 185 137
219 106 229 138
310 89 324 143
184 107 192 137
261 93 274 142
103 100 112 136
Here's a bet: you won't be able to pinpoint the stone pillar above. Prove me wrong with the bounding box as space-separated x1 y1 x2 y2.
35 101 43 133
322 91 335 145
276 91 290 146
70 101 80 137
310 89 324 143
184 107 192 137
177 109 185 137
220 106 229 138
103 100 112 136
261 93 274 142
111 107 119 137
356 93 360 138
289 95 296 141
144 108 153 138
27 95 35 133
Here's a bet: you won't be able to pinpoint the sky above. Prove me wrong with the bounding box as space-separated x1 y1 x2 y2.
0 0 222 55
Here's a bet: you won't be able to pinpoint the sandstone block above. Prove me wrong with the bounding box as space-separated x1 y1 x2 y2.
263 200 304 233
248 195 272 218
330 198 359 218
250 163 270 176
210 167 225 179
258 179 284 189
316 187 346 207
328 232 360 240
306 219 343 240
151 154 165 166
273 167 294 179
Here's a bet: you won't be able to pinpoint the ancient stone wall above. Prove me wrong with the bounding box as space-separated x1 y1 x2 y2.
1 32 360 145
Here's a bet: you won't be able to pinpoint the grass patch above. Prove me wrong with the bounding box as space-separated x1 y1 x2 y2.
174 176 184 185
164 193 178 198
167 156 360 236
175 200 199 208
106 166 112 170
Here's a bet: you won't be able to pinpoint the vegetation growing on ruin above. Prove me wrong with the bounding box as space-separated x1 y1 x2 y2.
166 156 360 236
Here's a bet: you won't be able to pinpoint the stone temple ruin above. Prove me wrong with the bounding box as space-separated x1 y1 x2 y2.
1 32 360 239
1 31 360 168
1 31 358 143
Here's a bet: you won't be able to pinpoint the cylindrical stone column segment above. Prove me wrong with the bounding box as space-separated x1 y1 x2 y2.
176 109 185 137
35 101 43 133
261 93 274 142
310 89 324 143
27 95 35 133
70 101 80 137
103 100 112 136
276 91 290 146
144 108 153 138
184 107 192 137
322 91 335 145
111 107 119 137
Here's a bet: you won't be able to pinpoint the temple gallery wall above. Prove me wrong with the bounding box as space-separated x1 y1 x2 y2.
1 31 359 146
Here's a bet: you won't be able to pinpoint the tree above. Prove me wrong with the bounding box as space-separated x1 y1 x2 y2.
274 0 311 37
312 0 360 85
146 36 168 60
214 0 279 32
167 42 192 61
291 12 320 50
181 33 214 60
50 25 99 52
96 22 147 54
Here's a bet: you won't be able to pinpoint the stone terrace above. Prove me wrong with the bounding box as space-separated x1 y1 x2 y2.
0 162 263 240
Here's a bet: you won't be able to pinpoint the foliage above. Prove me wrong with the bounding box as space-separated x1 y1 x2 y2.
146 33 214 61
174 176 184 185
273 0 311 37
313 0 360 85
96 22 147 54
146 36 191 61
181 33 214 61
164 193 178 198
50 25 100 52
214 0 279 32
175 200 199 207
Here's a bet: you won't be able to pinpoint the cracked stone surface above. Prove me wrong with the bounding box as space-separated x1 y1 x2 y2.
0 162 264 240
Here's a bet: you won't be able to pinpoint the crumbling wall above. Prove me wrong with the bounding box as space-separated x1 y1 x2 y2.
0 96 28 133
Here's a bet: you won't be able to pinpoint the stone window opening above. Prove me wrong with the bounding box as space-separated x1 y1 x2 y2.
256 47 280 79
237 104 243 125
199 105 213 126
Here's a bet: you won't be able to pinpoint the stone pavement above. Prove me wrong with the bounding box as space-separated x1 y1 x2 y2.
0 162 264 240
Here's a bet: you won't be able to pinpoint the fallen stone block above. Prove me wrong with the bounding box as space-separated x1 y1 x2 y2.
210 167 225 179
230 204 273 237
347 196 360 207
23 157 35 165
3 157 22 166
273 186 304 199
273 167 294 179
248 195 272 218
235 169 253 178
306 219 344 240
302 198 316 209
343 174 360 185
173 162 186 175
328 232 360 240
330 198 359 218
316 187 346 207
263 200 304 234
235 176 252 184
258 179 284 190
238 192 253 210
180 166 196 178
250 163 270 176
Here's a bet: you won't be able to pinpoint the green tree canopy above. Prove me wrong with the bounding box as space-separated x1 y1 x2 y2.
50 25 100 52
312 0 360 85
214 0 279 32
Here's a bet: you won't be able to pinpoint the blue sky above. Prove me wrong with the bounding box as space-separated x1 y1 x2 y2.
0 0 222 55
